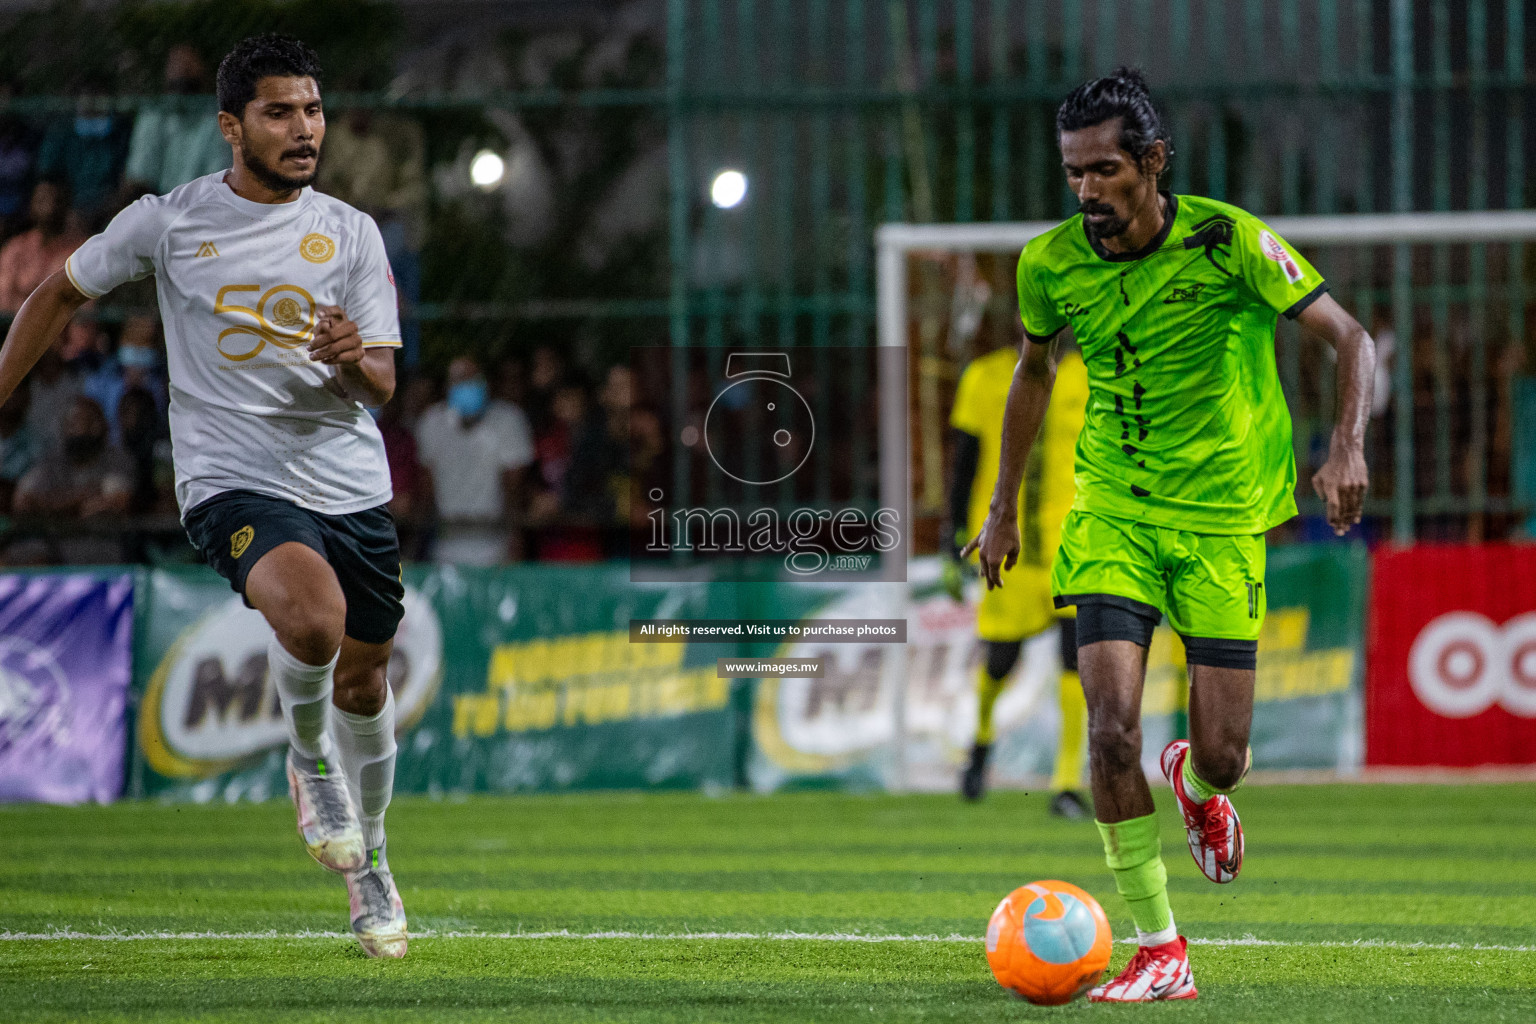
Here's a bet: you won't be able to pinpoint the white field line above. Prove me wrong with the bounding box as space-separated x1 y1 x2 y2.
0 928 1532 953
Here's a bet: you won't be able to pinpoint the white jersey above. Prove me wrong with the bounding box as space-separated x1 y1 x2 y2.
66 171 401 517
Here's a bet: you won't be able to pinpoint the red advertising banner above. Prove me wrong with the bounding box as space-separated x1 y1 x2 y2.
1367 544 1536 766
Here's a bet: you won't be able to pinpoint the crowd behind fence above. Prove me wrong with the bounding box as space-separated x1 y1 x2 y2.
2 0 1536 565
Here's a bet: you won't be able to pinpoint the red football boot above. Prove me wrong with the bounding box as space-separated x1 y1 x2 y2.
1161 740 1244 884
1088 936 1198 1002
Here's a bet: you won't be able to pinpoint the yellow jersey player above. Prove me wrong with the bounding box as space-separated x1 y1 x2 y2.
0 35 410 959
946 339 1091 817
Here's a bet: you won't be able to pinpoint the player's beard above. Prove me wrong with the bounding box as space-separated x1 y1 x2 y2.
241 141 318 194
1079 201 1130 241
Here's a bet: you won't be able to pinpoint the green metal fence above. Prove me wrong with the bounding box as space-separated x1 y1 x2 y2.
665 0 1536 540
2 0 1532 542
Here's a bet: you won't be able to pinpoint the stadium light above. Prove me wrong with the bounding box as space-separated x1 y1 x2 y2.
470 149 505 191
710 169 747 209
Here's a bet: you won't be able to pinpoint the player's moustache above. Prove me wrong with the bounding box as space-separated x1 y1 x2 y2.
1078 201 1117 217
283 146 318 160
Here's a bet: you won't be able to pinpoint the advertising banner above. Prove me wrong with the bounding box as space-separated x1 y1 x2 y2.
0 573 133 804
749 544 1367 792
129 565 736 800
1367 544 1536 766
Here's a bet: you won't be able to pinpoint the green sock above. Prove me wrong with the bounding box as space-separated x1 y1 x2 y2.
1182 747 1252 802
1097 813 1175 943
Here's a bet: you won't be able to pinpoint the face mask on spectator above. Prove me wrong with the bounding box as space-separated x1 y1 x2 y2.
73 115 113 138
63 432 105 464
448 379 488 420
118 345 158 370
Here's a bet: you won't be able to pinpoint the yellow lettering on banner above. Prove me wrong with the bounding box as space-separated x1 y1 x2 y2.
451 695 475 737
1255 649 1354 702
1260 607 1310 652
451 694 502 738
468 631 726 735
703 672 728 708
503 688 559 731
487 647 519 690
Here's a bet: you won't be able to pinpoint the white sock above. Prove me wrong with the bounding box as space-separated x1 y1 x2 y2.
1137 918 1179 948
268 636 338 760
334 687 397 852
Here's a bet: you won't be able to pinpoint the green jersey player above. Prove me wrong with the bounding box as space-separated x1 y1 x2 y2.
964 68 1374 1003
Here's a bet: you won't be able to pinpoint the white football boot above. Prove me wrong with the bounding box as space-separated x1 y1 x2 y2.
286 748 365 873
347 843 408 959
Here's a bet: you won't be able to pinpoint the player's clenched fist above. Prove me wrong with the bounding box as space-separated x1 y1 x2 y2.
959 508 1020 591
1311 445 1368 536
309 305 364 365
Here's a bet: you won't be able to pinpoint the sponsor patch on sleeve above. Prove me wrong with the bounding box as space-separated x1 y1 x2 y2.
1259 229 1305 285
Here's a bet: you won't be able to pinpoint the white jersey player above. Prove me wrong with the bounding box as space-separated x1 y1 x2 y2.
0 34 408 959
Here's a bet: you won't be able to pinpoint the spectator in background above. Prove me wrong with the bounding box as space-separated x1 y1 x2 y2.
527 377 590 560
74 315 164 443
14 395 131 517
121 44 229 199
490 354 526 408
77 319 123 434
24 338 80 458
0 386 35 513
560 365 637 558
0 80 38 237
116 386 168 514
0 180 86 313
373 396 431 558
535 380 587 499
525 343 566 434
415 355 534 565
34 83 129 223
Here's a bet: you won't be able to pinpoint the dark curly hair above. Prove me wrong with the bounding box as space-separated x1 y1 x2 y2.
216 34 323 117
1056 66 1173 175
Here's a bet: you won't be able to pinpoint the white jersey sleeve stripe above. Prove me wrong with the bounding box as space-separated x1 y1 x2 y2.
62 255 103 299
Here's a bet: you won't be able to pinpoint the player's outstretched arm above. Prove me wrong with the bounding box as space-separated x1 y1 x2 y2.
0 271 91 408
960 339 1057 589
1297 293 1375 536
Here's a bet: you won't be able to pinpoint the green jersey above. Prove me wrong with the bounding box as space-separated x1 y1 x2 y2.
1016 192 1325 535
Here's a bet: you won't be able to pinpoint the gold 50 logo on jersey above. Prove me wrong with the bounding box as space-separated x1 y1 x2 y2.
213 284 317 361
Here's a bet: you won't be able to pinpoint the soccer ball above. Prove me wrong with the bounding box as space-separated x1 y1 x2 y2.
985 880 1113 1005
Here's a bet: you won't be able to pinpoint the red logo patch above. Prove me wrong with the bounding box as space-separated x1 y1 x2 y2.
1259 230 1304 284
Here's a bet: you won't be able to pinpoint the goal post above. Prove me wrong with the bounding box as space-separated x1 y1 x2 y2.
877 210 1536 544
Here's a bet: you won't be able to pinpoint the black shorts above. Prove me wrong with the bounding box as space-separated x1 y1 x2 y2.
183 489 405 645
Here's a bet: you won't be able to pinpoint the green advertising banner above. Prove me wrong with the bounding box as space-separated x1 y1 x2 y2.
128 565 738 800
121 544 1366 801
745 544 1369 793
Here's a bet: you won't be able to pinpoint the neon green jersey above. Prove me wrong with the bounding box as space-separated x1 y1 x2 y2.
1016 192 1325 535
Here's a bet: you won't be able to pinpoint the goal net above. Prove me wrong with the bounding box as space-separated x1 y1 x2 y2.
878 211 1536 546
869 211 1536 789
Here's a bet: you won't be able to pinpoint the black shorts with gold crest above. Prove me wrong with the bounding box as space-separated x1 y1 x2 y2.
182 489 405 645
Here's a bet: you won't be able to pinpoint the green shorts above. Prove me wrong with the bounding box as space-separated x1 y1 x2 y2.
1050 509 1266 645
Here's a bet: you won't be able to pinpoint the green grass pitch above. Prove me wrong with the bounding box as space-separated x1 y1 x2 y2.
1 784 1533 1022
